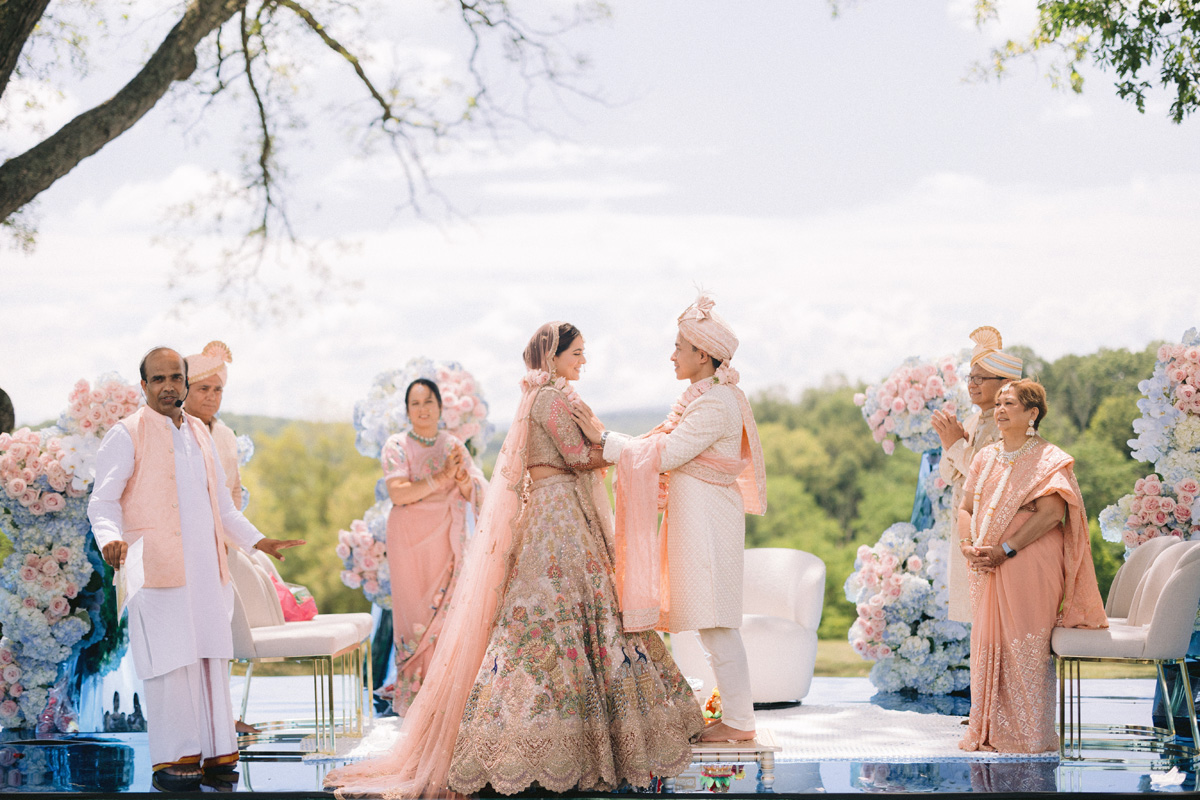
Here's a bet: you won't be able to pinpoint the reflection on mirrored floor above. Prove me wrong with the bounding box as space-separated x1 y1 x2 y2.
0 676 1192 795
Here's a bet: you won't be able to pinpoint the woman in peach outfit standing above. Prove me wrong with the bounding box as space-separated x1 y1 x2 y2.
958 380 1107 753
380 378 487 715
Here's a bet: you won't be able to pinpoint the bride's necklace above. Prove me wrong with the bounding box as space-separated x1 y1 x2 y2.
408 429 438 447
971 437 1040 545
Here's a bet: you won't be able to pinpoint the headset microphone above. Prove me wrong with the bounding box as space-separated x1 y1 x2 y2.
175 399 184 408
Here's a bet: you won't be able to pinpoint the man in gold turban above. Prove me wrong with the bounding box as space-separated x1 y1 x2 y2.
932 326 1022 623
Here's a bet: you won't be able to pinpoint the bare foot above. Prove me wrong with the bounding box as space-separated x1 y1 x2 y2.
236 720 261 735
164 764 203 778
698 721 756 743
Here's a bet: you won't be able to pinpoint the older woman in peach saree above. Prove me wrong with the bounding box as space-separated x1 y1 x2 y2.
958 380 1107 754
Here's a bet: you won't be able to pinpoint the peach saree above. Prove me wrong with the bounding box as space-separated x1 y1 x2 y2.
959 439 1107 753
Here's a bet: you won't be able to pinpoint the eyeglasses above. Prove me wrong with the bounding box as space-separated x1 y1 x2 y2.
967 376 1006 385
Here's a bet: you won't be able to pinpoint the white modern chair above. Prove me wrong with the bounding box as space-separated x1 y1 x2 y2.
1105 535 1180 620
227 549 373 754
669 548 825 705
1052 539 1200 767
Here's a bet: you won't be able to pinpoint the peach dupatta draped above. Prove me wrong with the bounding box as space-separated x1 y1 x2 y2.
959 440 1106 754
612 375 766 634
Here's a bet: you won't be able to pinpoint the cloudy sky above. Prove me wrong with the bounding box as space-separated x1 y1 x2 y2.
3 0 1199 429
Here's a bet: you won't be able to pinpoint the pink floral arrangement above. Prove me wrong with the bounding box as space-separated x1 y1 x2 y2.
1114 473 1199 547
59 377 141 439
0 430 79 516
436 365 492 448
337 518 391 607
854 356 966 455
1158 342 1200 413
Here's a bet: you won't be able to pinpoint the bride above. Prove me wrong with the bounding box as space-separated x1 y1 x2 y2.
326 322 703 798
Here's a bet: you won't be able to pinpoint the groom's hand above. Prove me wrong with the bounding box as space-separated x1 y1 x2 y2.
570 403 604 444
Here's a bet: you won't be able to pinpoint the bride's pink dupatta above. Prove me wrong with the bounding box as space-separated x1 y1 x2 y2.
325 324 565 799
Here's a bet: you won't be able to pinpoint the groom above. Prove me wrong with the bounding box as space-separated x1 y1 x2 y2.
576 294 767 742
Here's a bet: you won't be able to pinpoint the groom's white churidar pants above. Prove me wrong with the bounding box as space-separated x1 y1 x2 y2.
698 626 755 731
143 657 238 769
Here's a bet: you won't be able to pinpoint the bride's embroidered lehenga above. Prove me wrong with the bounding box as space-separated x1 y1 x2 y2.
449 385 703 793
325 323 702 799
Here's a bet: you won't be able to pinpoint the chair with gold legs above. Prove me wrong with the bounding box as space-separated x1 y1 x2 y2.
1052 540 1200 767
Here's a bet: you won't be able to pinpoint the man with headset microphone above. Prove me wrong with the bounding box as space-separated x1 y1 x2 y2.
87 347 304 790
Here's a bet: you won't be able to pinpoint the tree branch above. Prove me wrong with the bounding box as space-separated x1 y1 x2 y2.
0 0 246 221
0 0 53 100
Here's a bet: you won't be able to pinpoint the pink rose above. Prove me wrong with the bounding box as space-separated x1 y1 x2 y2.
53 546 70 563
1143 480 1162 496
2 666 20 684
1177 478 1199 496
852 639 868 655
40 557 59 576
883 416 896 432
5 478 26 498
48 597 69 617
0 700 18 718
21 597 37 609
23 554 38 567
857 603 871 618
42 493 65 513
363 580 379 595
882 440 895 455
8 684 21 697
878 645 892 658
18 566 37 583
1175 506 1192 523
341 571 362 589
0 650 11 665
872 428 886 443
857 545 873 560
64 582 78 599
359 555 378 571
907 556 923 572
1126 514 1145 528
891 397 905 413
868 593 885 608
78 418 95 433
1177 493 1195 509
1153 511 1170 526
1143 496 1162 513
853 393 867 406
1171 368 1188 383
335 543 351 560
1160 497 1177 513
40 578 54 590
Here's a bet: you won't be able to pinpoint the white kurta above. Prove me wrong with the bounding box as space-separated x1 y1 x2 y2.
938 408 1000 623
606 385 746 633
88 419 264 680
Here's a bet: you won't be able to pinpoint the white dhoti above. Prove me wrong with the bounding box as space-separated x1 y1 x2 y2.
144 658 239 770
697 627 755 731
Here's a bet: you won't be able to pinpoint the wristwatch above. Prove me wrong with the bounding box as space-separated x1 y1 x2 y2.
600 430 609 447
1001 542 1017 558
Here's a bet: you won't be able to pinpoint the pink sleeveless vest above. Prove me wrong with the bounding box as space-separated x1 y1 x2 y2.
118 407 232 589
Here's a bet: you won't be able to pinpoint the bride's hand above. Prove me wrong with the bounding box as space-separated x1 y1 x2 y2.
570 405 604 444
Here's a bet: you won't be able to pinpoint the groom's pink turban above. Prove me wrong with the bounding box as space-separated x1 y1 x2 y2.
186 341 233 384
677 293 739 362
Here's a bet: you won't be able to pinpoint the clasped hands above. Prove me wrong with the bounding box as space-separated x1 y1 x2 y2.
435 445 472 494
930 409 967 451
962 542 1006 573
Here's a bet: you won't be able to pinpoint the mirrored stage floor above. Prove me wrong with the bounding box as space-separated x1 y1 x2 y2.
0 677 1192 796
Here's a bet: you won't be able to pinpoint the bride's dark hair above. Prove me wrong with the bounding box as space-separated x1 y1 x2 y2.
555 323 582 356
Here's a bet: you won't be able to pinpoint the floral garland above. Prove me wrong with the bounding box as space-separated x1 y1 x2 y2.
341 359 491 607
853 355 969 455
353 358 493 459
0 374 140 730
661 364 739 433
1102 329 1200 549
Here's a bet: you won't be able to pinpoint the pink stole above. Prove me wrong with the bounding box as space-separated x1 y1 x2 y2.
614 438 753 633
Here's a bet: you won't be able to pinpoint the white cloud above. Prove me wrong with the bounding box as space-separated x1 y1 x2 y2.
6 170 1200 433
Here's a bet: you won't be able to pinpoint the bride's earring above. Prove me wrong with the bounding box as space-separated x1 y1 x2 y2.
1026 414 1037 437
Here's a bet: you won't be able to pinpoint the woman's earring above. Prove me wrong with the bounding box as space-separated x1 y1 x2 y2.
1026 415 1037 437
